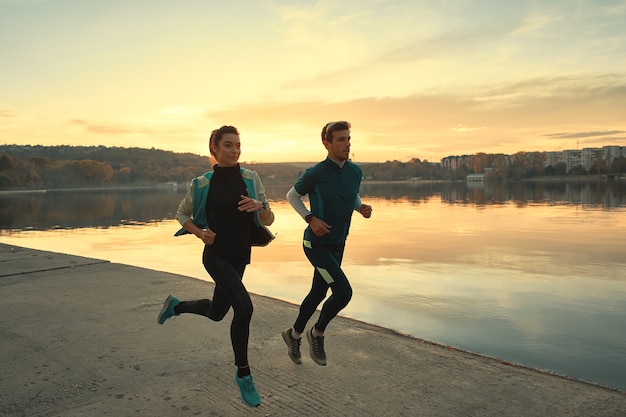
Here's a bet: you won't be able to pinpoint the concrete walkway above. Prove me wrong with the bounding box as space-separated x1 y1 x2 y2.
0 243 624 417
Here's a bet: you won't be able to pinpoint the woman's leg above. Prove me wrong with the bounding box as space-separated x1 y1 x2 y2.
173 247 232 319
202 246 252 367
174 299 212 317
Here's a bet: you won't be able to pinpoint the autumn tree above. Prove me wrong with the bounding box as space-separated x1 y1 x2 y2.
610 157 626 173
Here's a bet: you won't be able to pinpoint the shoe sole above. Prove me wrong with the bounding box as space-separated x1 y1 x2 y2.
306 329 327 366
281 331 302 364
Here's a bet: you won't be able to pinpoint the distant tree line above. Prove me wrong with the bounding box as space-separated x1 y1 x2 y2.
1 145 625 191
0 145 307 190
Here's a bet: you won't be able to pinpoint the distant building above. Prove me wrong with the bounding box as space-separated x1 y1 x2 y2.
545 151 563 167
547 146 624 173
466 168 493 182
466 173 485 182
604 146 623 166
581 148 602 171
443 145 624 175
441 155 470 171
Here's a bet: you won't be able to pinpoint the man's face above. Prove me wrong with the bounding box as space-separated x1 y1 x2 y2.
324 129 351 161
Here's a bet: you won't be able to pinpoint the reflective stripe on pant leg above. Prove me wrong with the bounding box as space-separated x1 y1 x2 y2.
315 267 335 284
304 242 351 332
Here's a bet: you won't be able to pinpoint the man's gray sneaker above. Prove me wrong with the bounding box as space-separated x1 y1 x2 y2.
306 327 326 366
282 328 302 364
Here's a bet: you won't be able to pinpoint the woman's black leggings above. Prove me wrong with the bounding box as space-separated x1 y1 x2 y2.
175 246 253 367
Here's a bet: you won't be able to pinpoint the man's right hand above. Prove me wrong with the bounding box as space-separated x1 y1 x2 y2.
309 217 331 237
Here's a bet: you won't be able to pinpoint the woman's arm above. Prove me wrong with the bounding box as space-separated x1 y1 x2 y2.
254 172 275 225
175 183 194 226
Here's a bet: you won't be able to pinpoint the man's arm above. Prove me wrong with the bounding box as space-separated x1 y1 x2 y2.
354 193 372 218
286 186 311 220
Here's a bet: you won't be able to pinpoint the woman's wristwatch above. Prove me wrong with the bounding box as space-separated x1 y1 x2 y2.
305 214 314 223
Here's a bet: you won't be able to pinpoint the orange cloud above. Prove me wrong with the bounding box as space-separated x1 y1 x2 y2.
203 72 626 161
0 110 17 118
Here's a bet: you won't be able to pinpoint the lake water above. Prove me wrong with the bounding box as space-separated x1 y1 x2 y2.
1 180 625 392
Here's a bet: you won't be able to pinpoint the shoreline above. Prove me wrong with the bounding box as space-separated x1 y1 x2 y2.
1 175 623 194
1 243 624 416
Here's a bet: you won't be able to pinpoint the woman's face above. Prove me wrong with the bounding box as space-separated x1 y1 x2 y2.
211 133 241 167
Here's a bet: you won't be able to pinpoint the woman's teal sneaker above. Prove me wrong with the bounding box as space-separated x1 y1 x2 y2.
157 295 180 324
234 371 261 407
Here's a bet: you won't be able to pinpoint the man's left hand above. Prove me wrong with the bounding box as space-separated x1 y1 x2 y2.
359 204 372 218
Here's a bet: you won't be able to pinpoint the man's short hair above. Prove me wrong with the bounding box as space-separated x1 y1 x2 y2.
321 121 351 142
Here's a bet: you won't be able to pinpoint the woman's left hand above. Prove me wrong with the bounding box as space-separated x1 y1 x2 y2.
238 195 263 212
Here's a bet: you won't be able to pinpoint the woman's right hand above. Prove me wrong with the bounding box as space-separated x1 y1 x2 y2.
198 228 216 245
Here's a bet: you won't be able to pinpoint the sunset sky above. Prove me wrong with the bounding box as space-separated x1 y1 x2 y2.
1 0 625 163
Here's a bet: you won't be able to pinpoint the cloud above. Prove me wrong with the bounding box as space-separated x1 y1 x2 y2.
544 131 626 139
0 0 49 3
543 131 626 149
607 3 626 14
67 119 180 136
160 105 206 117
234 72 626 128
580 136 626 145
205 71 626 161
513 10 562 35
69 119 138 135
283 23 512 90
452 125 486 133
0 110 17 118
380 25 511 63
470 73 626 105
68 108 208 136
59 118 211 156
14 70 625 163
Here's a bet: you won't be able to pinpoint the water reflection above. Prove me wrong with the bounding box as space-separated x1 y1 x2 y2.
0 188 186 231
1 180 625 232
1 183 625 391
359 180 626 207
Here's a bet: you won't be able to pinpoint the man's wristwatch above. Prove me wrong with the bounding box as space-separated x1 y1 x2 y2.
305 214 314 223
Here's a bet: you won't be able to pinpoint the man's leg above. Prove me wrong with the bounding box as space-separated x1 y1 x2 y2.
282 267 327 365
293 268 330 333
294 242 352 365
308 243 351 332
